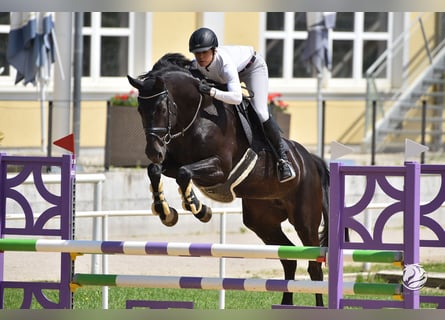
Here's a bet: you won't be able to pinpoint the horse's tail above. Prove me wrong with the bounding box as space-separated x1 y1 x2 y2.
311 153 350 247
311 153 330 248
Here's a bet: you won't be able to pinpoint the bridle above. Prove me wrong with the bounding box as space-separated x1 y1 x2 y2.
138 89 203 145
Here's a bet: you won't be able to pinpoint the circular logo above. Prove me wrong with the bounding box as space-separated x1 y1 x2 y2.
402 264 427 290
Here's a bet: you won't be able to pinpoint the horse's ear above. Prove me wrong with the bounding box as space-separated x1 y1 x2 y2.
127 75 144 90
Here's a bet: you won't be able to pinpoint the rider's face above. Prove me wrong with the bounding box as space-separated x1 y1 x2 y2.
194 49 214 68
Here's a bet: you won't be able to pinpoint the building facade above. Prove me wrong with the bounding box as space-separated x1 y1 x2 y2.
0 12 443 153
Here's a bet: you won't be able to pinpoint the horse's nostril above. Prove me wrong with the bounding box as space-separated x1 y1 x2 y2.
144 143 165 164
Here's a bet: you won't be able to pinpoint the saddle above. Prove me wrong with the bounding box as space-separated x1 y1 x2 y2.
194 77 284 202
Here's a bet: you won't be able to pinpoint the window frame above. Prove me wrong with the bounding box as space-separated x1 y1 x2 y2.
81 12 135 91
0 12 137 95
0 17 15 86
260 12 393 94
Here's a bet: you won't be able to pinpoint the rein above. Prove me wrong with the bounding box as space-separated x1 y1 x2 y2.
138 89 203 145
138 90 168 100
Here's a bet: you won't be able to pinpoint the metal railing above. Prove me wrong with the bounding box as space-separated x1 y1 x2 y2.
365 12 445 135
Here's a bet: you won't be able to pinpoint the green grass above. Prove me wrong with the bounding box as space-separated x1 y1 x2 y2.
2 287 290 309
2 263 444 309
74 287 286 309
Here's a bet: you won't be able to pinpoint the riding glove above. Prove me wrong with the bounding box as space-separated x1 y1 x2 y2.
199 80 216 97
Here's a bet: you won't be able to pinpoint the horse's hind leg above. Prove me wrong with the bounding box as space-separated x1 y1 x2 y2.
244 221 296 305
147 163 178 226
295 213 325 306
252 231 297 306
242 199 296 305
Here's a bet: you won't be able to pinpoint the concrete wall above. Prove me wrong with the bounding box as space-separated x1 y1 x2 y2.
4 13 438 150
4 168 242 240
0 100 107 148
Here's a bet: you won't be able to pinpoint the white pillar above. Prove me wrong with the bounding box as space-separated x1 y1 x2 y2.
52 12 72 154
197 13 225 44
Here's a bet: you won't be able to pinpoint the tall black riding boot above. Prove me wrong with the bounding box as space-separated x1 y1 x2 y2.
263 117 296 183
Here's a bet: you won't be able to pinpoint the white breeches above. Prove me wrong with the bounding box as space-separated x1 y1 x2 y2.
239 54 270 123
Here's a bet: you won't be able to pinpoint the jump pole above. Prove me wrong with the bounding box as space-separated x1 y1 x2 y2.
0 238 403 265
3 151 442 309
71 273 403 297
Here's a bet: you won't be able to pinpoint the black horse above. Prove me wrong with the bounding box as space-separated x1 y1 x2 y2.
127 53 330 306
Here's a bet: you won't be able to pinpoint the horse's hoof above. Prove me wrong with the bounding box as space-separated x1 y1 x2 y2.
160 207 178 227
197 205 212 223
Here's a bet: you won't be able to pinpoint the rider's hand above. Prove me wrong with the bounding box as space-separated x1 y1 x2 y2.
198 80 216 97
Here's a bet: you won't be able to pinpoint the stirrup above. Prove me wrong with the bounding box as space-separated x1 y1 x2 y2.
277 159 296 183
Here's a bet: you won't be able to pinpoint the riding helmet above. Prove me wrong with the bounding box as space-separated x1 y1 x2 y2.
189 27 219 53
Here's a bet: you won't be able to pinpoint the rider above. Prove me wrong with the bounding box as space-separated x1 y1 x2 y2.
188 27 296 183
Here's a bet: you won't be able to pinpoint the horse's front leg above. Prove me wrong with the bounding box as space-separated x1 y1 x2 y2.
176 156 226 223
147 163 178 226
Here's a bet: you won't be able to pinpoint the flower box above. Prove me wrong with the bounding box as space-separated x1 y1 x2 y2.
104 102 147 169
274 111 290 139
268 92 291 139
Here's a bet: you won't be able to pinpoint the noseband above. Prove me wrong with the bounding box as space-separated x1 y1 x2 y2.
138 89 203 145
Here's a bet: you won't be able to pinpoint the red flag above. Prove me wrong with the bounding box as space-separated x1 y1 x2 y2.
53 133 75 154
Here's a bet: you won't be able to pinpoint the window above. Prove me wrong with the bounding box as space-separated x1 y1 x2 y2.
0 12 10 77
82 12 133 79
0 12 133 86
263 12 390 82
332 12 389 79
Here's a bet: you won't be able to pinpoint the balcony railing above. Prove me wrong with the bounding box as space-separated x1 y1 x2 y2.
364 12 445 134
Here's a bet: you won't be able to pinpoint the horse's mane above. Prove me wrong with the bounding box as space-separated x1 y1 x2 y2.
138 53 195 81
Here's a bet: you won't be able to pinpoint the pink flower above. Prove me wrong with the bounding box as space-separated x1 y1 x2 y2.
268 92 282 103
268 92 288 113
110 90 139 107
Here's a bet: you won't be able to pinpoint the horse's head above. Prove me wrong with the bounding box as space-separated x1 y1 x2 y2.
128 68 202 164
127 73 170 163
